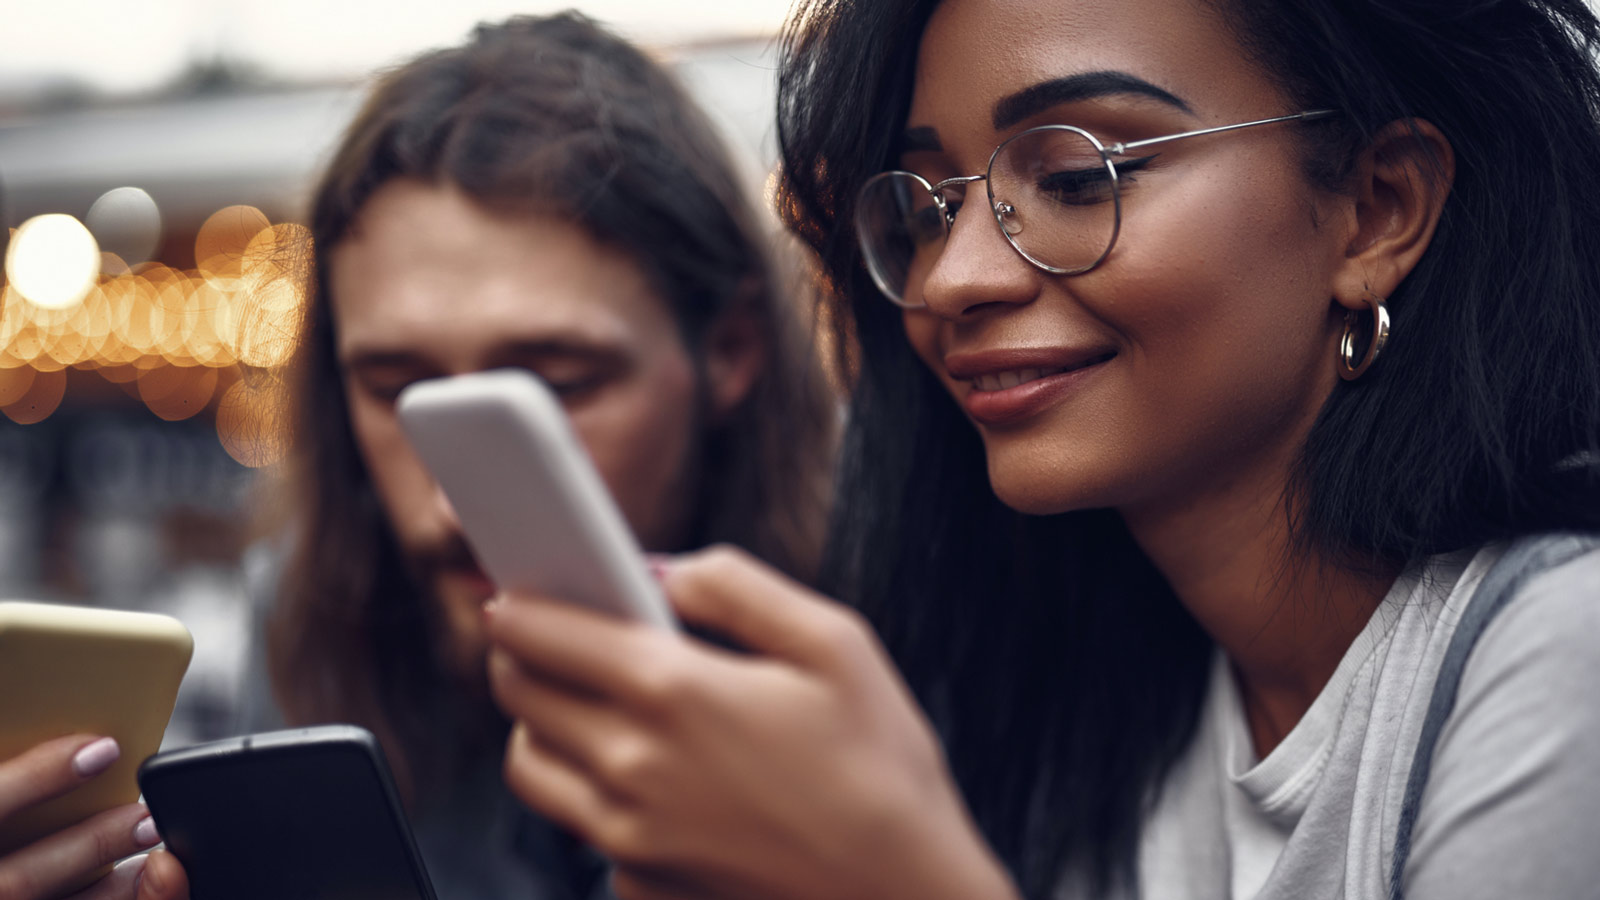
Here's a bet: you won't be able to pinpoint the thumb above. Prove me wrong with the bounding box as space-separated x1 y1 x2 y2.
663 545 873 673
135 849 189 900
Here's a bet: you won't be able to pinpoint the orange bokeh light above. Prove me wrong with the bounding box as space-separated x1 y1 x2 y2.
2 367 66 424
216 374 292 468
196 206 270 281
141 364 219 422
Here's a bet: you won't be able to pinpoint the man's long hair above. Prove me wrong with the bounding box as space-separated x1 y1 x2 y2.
268 12 837 801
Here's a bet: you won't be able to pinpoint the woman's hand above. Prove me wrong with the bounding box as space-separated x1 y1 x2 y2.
486 545 1019 900
0 735 165 900
132 850 187 900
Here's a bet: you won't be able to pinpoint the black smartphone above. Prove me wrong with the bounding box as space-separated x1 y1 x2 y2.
137 725 437 900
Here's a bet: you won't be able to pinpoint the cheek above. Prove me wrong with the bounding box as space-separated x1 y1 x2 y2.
345 388 435 542
1109 166 1334 365
566 354 700 547
901 310 945 381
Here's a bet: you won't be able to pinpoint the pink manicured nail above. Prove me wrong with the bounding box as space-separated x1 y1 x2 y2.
133 815 160 847
71 737 120 778
645 553 672 581
115 853 149 882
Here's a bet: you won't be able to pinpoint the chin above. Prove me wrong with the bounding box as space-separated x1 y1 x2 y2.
983 442 1120 517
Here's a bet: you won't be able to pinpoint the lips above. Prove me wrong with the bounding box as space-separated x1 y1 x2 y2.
969 365 1074 392
945 346 1115 427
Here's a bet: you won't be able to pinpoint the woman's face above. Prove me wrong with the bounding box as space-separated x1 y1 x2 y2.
899 0 1349 519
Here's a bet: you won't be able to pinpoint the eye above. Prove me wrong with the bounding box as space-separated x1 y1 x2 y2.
1035 166 1116 206
354 374 418 407
527 361 623 403
543 376 603 399
904 204 949 246
1033 156 1154 207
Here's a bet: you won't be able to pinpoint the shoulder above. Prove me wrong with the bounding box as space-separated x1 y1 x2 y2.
1466 538 1600 685
1445 537 1600 736
1400 540 1600 899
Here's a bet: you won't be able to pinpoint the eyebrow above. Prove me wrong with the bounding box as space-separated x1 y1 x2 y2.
991 70 1192 131
899 70 1194 156
903 126 943 154
340 338 622 373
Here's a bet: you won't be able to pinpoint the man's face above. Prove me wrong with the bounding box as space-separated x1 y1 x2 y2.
329 179 703 674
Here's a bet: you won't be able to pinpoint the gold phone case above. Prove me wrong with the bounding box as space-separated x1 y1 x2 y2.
0 601 193 858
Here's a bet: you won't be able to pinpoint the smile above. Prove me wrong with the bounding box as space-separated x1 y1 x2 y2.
969 366 1072 392
947 350 1117 427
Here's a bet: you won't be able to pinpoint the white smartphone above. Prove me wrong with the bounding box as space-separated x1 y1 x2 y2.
0 601 193 859
396 368 676 630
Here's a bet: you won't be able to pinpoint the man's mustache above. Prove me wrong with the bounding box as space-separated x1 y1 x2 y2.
409 533 487 578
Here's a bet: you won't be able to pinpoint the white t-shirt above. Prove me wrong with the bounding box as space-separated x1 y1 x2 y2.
1061 542 1600 900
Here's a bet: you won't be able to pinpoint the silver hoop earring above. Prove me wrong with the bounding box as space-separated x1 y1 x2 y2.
1338 290 1390 381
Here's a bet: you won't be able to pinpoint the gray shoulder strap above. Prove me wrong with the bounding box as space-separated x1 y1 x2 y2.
1388 533 1600 900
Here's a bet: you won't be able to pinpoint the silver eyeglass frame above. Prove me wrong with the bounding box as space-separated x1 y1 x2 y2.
856 109 1336 307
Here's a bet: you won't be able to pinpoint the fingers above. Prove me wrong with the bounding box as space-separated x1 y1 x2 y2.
133 849 188 900
484 595 689 702
485 545 872 705
63 854 146 900
610 867 734 900
500 722 611 843
0 803 160 900
0 735 121 821
488 650 640 784
663 545 875 673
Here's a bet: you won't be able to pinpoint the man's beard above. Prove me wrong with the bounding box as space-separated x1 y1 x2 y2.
403 533 499 703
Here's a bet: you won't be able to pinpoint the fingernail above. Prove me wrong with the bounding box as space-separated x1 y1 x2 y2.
483 594 502 618
645 553 672 581
71 737 120 778
133 815 160 847
139 850 166 895
116 853 149 880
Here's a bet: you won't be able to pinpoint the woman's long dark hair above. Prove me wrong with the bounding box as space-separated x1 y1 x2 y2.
269 12 837 802
778 0 1600 895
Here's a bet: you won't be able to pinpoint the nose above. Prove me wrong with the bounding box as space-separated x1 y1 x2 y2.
429 478 464 532
914 195 1040 319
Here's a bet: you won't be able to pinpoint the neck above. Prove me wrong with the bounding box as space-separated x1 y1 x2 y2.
1121 456 1395 757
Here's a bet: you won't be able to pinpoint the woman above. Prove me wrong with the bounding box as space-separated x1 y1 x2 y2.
17 11 836 900
468 1 1600 900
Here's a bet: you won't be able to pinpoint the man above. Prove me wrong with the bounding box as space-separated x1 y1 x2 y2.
234 14 836 900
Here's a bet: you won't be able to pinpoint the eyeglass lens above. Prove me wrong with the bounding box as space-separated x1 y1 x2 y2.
856 127 1119 305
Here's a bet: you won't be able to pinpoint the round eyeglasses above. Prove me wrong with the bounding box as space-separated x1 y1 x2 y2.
854 109 1335 308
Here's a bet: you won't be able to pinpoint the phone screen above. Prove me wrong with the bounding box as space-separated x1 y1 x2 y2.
139 729 436 900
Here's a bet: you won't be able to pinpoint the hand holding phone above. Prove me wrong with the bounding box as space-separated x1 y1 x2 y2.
0 735 162 899
0 601 192 859
397 368 677 629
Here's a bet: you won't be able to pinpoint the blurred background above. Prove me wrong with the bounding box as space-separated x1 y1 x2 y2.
0 0 793 745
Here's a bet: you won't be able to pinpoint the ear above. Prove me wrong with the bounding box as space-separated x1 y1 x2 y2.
1331 118 1455 308
702 297 768 422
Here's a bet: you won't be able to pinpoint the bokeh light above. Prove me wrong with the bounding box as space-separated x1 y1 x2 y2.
1 203 312 449
140 364 219 422
5 214 102 310
86 187 163 265
216 374 291 468
196 206 270 283
0 366 37 406
2 367 67 425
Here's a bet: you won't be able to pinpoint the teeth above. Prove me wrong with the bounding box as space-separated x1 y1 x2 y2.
970 366 1065 392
